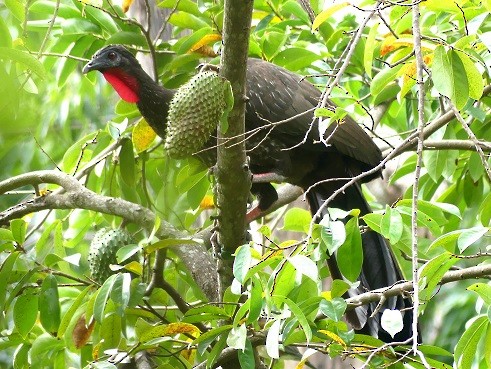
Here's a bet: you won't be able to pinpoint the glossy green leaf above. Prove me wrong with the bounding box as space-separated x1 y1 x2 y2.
432 46 469 109
119 137 136 187
10 218 26 245
0 47 46 79
380 206 403 244
266 319 281 359
467 283 491 306
419 252 459 311
364 22 379 78
336 217 362 282
93 274 118 323
233 245 251 284
226 324 247 350
58 285 92 339
194 325 232 356
0 252 20 310
370 64 403 97
14 292 38 339
39 274 61 335
283 207 311 232
288 254 318 282
454 315 488 369
247 276 263 324
271 261 296 301
110 273 132 313
100 312 122 349
380 309 403 338
455 50 483 100
238 338 255 369
319 298 347 322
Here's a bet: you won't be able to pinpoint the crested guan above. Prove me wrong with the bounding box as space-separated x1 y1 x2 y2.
83 45 415 342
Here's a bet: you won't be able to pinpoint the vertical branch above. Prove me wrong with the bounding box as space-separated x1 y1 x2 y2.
215 1 254 290
411 3 431 367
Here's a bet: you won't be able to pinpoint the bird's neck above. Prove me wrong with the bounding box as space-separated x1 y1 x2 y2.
136 78 174 140
103 67 174 140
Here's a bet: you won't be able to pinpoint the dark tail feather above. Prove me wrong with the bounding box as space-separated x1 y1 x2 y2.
306 182 414 342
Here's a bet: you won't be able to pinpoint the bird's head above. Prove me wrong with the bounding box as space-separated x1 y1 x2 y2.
83 45 144 103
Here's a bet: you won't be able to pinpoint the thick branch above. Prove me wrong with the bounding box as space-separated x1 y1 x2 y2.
346 263 491 308
0 170 218 301
215 0 254 288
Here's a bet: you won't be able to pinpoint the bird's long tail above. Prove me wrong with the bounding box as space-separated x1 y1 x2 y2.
305 181 414 342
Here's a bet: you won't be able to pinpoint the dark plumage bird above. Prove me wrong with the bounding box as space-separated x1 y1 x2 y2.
83 44 415 342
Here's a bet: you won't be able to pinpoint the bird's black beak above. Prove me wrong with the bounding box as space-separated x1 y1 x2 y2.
82 58 107 74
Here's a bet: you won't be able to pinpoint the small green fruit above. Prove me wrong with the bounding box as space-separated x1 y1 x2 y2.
88 228 135 283
164 71 233 159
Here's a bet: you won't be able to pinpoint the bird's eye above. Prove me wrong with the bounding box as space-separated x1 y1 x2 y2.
108 52 117 60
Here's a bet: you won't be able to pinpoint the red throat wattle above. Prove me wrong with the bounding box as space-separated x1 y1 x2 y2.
102 69 140 103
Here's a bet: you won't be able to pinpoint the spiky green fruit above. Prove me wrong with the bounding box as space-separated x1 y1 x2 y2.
164 70 233 159
88 228 135 283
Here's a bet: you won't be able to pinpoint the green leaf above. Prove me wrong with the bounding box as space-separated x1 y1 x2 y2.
273 48 321 71
457 226 489 253
100 312 122 349
467 283 491 306
288 254 318 282
312 2 349 30
454 315 489 369
370 64 403 97
14 292 38 339
321 219 346 255
336 217 362 282
0 47 46 79
61 18 101 35
455 51 483 100
432 46 469 109
226 324 247 350
319 298 347 322
380 309 403 338
83 5 119 34
119 137 136 187
39 274 61 335
282 296 312 342
266 319 281 359
193 325 232 356
62 131 98 174
282 208 311 232
169 11 209 30
233 245 251 284
110 273 132 313
238 338 255 369
247 276 263 324
271 261 296 301
4 0 25 22
419 252 459 311
57 285 92 339
262 31 288 60
93 274 118 323
380 206 403 244
183 305 230 324
0 252 20 310
10 218 26 245
364 23 379 78
362 213 383 233
206 332 228 368
0 18 12 48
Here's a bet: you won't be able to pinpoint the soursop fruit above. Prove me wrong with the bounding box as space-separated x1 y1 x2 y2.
164 70 233 159
88 228 135 283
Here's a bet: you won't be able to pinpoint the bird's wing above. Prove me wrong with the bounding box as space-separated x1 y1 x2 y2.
245 58 382 168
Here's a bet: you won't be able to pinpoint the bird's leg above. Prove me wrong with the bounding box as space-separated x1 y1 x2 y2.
246 182 279 223
252 172 288 184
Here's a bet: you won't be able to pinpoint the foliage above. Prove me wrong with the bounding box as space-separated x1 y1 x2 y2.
1 0 491 368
